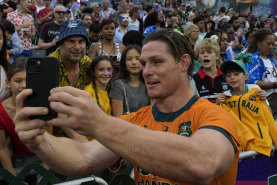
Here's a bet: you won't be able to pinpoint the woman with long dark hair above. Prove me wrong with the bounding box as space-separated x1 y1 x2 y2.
84 55 113 116
109 45 150 117
143 11 164 36
245 28 277 119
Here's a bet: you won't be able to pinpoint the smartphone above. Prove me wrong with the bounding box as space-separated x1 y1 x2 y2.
110 55 117 61
25 57 60 120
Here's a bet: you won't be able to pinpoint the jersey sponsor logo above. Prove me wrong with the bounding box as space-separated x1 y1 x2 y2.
222 84 229 90
201 85 206 91
177 121 192 136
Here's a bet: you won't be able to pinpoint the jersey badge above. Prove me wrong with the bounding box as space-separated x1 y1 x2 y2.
249 96 256 101
177 121 192 136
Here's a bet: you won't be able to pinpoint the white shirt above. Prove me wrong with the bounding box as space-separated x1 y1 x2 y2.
262 58 277 95
128 17 140 31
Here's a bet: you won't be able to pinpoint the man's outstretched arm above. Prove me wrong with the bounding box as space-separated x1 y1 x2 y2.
14 89 119 177
48 86 237 185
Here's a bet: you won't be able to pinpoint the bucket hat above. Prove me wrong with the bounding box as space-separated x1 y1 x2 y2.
57 20 88 45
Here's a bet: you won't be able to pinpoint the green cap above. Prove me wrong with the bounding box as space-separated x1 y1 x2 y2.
220 60 248 74
220 53 253 75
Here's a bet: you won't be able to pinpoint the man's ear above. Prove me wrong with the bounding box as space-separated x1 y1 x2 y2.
179 54 191 73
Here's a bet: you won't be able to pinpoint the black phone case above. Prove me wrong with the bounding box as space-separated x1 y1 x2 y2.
25 57 60 120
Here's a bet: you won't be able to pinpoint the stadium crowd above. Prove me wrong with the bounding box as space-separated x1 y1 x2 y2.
0 0 277 184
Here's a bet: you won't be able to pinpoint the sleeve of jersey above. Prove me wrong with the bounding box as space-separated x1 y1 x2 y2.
197 104 240 154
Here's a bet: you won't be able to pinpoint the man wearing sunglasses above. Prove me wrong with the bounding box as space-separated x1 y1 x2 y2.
37 5 67 55
114 11 129 44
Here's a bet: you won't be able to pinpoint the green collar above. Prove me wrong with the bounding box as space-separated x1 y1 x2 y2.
152 95 199 122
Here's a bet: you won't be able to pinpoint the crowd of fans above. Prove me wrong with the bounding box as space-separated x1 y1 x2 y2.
0 0 277 184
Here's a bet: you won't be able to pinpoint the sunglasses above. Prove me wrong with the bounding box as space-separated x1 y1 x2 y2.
55 11 67 15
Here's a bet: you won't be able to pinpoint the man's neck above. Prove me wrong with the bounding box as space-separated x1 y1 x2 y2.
55 19 63 25
155 78 195 113
62 59 80 86
119 25 128 33
60 55 80 72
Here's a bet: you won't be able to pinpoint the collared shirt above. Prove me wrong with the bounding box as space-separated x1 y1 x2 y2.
7 10 34 50
49 49 92 138
49 49 92 90
193 65 230 103
114 27 126 44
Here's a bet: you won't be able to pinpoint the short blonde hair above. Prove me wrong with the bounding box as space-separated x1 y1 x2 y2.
194 38 220 58
183 24 199 36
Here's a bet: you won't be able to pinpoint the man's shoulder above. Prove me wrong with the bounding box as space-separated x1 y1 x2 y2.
120 105 153 122
81 55 92 65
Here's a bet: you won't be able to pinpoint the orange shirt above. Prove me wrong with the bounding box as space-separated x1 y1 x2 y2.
121 95 239 185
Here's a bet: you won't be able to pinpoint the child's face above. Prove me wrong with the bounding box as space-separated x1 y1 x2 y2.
94 60 113 87
125 49 142 75
198 49 219 69
7 71 26 99
225 71 248 89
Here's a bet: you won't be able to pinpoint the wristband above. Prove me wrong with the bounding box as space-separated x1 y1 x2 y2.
274 82 277 89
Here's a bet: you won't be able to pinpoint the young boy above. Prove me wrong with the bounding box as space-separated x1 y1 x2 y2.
216 54 277 156
193 38 229 103
216 53 266 104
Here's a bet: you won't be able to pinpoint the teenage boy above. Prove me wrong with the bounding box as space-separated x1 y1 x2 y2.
193 38 229 103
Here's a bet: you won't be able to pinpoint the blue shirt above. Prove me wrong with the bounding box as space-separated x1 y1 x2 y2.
7 32 23 63
245 50 277 84
114 27 126 44
143 25 159 37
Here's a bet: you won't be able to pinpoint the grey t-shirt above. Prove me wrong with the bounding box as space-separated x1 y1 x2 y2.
109 79 150 113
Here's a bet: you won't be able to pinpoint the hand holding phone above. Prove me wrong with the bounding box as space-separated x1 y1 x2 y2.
25 57 60 120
